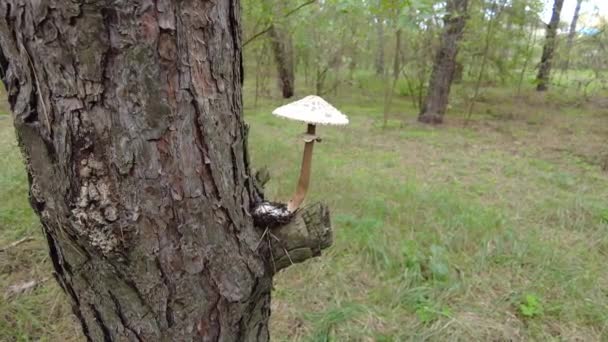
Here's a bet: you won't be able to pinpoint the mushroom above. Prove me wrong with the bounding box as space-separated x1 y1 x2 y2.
272 95 349 212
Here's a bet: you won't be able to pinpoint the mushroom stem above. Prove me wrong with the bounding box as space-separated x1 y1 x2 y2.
288 124 316 212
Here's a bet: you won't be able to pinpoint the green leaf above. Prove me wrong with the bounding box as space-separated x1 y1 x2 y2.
519 294 543 318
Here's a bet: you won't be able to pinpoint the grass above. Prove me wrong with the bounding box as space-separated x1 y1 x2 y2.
0 112 83 339
1 77 608 341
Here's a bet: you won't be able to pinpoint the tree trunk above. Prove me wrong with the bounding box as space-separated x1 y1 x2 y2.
517 20 539 95
466 0 506 122
563 0 583 71
0 1 331 341
418 0 468 124
393 28 402 80
375 16 385 77
383 28 403 127
536 0 565 91
268 24 295 98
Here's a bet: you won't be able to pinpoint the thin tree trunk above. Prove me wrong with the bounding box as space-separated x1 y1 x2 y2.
0 1 330 341
304 56 310 87
536 0 565 91
255 43 268 109
375 16 385 77
563 0 583 71
416 25 435 110
393 28 402 80
316 65 327 95
517 20 539 95
383 28 402 127
499 15 514 65
418 0 469 124
466 0 505 122
349 50 357 81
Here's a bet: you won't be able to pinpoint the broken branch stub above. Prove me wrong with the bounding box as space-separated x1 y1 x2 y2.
269 203 332 272
251 198 332 271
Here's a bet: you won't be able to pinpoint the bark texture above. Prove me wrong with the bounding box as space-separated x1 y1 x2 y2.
268 25 295 99
536 0 565 91
418 0 468 124
269 203 331 271
0 1 331 341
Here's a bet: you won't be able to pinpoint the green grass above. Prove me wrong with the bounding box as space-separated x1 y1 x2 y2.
2 79 608 341
0 113 83 340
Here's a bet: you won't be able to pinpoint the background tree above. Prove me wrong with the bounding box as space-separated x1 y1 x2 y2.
465 0 507 121
400 3 441 111
268 22 296 98
242 0 316 99
563 0 584 71
302 1 366 95
376 0 413 127
262 0 300 98
419 0 469 124
375 10 386 77
536 0 565 91
0 1 330 340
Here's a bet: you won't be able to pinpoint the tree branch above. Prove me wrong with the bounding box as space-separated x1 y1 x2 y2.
251 169 332 272
243 0 317 47
269 203 332 272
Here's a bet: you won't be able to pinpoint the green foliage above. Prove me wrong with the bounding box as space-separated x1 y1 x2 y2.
600 209 608 225
3 79 608 341
519 294 544 318
415 302 452 324
428 245 450 281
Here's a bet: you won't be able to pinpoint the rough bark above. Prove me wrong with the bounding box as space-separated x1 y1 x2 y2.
418 0 468 124
563 0 583 71
536 0 565 91
268 203 332 271
0 1 331 341
268 24 295 99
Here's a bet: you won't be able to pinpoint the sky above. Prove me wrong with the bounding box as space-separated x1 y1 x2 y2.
542 0 608 27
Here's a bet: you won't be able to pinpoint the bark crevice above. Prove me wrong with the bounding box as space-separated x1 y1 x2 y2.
109 291 145 342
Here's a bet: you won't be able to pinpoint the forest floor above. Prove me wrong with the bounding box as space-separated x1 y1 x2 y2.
1 81 607 341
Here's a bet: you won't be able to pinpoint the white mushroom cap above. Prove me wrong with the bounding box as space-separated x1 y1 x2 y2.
272 95 349 125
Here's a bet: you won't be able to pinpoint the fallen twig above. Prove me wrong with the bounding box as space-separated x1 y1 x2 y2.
0 236 35 252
